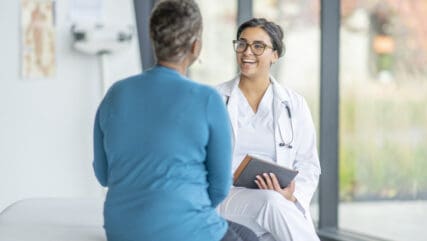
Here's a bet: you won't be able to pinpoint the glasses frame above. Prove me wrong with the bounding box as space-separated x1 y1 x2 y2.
232 40 274 56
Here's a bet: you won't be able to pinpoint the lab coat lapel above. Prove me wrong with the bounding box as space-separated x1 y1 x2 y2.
224 76 240 146
271 76 293 167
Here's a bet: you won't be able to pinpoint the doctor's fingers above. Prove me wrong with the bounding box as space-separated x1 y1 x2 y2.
269 173 282 191
262 173 274 189
255 175 268 189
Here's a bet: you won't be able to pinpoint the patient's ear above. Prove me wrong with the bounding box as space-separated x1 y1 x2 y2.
190 38 202 56
188 38 202 66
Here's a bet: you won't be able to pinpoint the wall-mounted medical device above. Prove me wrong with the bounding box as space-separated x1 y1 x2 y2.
71 24 134 95
71 24 133 55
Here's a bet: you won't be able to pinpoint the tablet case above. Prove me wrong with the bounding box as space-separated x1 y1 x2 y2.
233 155 299 189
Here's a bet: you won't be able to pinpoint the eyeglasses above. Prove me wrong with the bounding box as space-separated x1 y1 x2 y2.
233 40 274 56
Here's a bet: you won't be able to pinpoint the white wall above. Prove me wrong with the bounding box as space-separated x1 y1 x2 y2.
0 0 141 212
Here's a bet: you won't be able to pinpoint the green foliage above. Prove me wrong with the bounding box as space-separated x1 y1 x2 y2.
339 83 427 201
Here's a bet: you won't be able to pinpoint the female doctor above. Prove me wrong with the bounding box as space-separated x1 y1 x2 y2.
216 18 321 241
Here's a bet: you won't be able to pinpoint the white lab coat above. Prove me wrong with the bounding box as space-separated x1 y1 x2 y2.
216 76 321 241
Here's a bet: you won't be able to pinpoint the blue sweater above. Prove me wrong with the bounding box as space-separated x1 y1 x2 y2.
93 66 232 241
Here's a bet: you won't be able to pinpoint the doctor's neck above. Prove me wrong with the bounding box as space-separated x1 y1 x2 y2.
239 75 270 94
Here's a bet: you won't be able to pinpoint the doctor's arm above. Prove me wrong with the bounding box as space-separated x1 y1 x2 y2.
93 108 109 187
293 98 321 211
205 91 233 207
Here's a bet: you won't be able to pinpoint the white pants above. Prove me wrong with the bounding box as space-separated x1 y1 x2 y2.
218 187 319 241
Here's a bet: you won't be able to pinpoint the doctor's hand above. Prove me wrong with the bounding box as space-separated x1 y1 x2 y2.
255 173 297 203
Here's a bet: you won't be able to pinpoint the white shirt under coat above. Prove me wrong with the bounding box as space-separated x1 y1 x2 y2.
233 85 276 171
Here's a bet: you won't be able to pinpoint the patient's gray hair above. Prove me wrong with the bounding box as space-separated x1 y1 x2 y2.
150 0 202 62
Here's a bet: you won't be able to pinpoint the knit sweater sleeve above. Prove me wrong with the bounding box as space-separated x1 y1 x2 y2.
204 90 233 207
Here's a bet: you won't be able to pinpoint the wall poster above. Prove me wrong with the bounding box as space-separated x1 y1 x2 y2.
21 0 56 79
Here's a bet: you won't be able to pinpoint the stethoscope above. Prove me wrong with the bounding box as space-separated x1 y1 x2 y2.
277 101 294 149
225 94 294 149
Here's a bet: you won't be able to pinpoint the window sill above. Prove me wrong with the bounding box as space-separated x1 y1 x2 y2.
317 228 390 241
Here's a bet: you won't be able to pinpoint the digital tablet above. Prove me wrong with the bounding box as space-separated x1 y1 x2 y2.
233 155 299 189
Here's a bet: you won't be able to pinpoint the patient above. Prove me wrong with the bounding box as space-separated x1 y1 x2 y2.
92 0 257 241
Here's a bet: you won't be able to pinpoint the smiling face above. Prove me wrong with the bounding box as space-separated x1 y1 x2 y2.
237 27 279 81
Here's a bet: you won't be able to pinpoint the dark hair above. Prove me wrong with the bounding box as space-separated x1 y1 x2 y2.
237 18 285 57
150 0 202 62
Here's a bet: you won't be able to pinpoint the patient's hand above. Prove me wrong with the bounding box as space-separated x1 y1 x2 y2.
255 173 297 202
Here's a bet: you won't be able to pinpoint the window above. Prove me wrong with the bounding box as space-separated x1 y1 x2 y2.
189 0 237 85
339 1 427 240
